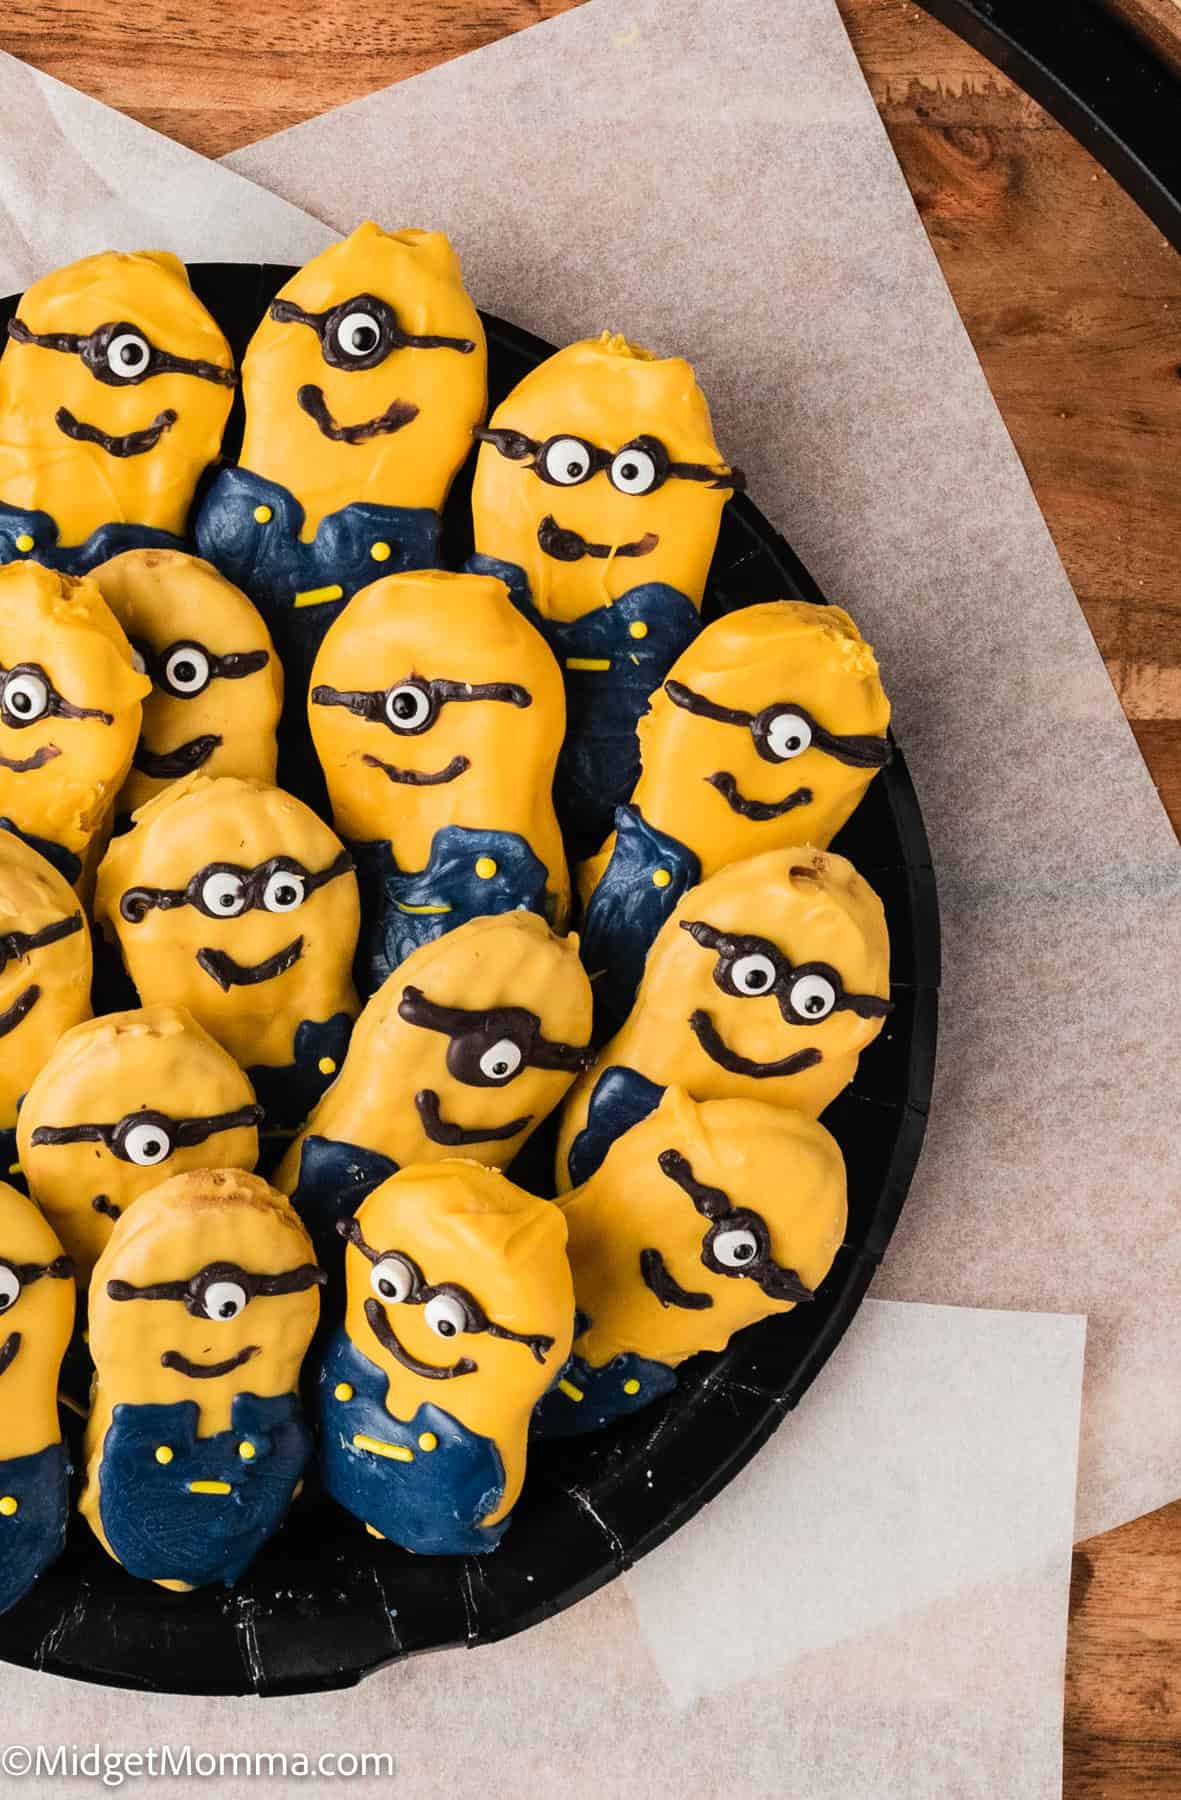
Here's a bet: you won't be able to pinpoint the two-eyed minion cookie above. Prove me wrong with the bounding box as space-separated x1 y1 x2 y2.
318 1162 572 1555
309 569 568 991
79 1169 323 1590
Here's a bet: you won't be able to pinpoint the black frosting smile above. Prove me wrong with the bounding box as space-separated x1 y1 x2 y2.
297 384 418 445
133 734 221 779
364 1296 475 1380
361 752 469 787
537 515 659 562
196 938 303 991
160 1345 259 1380
689 1009 823 1080
0 984 39 1038
0 744 60 773
707 772 812 821
639 1247 713 1311
0 1332 20 1377
56 406 177 457
414 1088 532 1147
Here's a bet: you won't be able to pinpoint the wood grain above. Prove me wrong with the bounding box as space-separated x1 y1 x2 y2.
1 0 1179 1791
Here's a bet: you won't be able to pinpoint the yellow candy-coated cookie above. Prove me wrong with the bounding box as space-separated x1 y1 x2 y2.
0 833 91 1136
0 1182 74 1463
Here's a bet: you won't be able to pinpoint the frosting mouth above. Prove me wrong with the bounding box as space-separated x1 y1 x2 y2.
364 1296 475 1380
537 514 659 562
297 384 418 445
689 1009 823 1080
160 1345 259 1380
56 405 177 458
0 1332 21 1377
134 734 221 780
0 743 60 773
0 984 39 1038
361 752 469 787
707 772 812 821
415 1088 532 1147
196 938 303 991
639 1248 713 1311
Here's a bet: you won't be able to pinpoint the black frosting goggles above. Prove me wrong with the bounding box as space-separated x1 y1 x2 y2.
680 920 893 1025
0 1254 74 1313
269 293 476 369
656 1149 815 1304
475 426 743 495
7 317 235 388
133 639 269 700
0 911 82 974
119 850 354 924
665 681 891 770
106 1259 325 1320
397 985 594 1087
30 1104 263 1166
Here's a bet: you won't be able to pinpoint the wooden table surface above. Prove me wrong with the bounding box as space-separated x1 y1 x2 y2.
4 0 1180 1788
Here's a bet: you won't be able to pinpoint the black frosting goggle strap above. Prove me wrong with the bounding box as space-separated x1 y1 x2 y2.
0 910 82 973
0 1253 74 1297
119 848 354 923
7 317 235 388
338 1219 554 1363
474 425 744 493
269 292 476 368
397 985 594 1083
664 680 891 770
0 661 114 729
680 919 893 1025
657 1149 815 1304
106 1258 325 1313
310 675 531 735
134 639 270 698
30 1103 263 1162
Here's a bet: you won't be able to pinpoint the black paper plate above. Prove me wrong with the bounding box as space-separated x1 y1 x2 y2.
0 268 939 1694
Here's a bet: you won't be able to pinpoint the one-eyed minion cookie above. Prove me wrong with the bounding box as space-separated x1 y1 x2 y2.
0 561 151 887
0 1182 74 1613
0 249 235 571
276 910 593 1280
536 1089 845 1437
318 1161 572 1555
578 603 891 1018
309 568 569 991
0 833 91 1173
469 332 742 853
19 1006 262 1280
556 847 891 1189
93 549 282 816
79 1168 323 1590
94 775 360 1132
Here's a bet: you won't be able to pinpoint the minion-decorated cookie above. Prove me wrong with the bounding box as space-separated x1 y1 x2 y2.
0 249 234 572
276 911 593 1284
556 847 891 1189
195 223 486 778
469 331 741 853
0 1182 74 1613
536 1089 845 1436
79 1168 323 1590
0 833 91 1177
93 550 282 818
94 775 360 1134
19 1006 262 1282
309 568 569 993
0 561 151 888
319 1162 572 1555
579 602 892 1019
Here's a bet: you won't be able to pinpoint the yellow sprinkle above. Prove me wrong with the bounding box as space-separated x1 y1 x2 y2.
622 1378 641 1396
370 540 392 563
0 1496 18 1516
565 657 611 672
365 1523 385 1540
334 1382 354 1402
557 1378 584 1403
238 1441 256 1461
394 900 452 916
353 1432 414 1463
13 534 33 553
652 869 672 889
628 621 649 640
317 1056 337 1076
252 504 273 524
189 1480 232 1496
294 584 344 608
154 1446 174 1465
417 1431 438 1452
474 856 498 880
7 1162 19 1177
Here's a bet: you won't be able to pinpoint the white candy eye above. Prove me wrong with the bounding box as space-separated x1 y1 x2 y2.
370 1256 414 1305
541 437 593 485
163 645 210 696
200 872 246 917
424 1293 470 1339
3 671 49 723
262 870 305 913
122 1121 172 1166
106 330 151 379
610 446 658 495
478 1038 523 1082
335 310 383 360
0 1266 19 1312
731 952 778 996
384 684 433 732
201 1279 247 1322
764 710 813 761
712 1227 761 1269
789 972 838 1021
